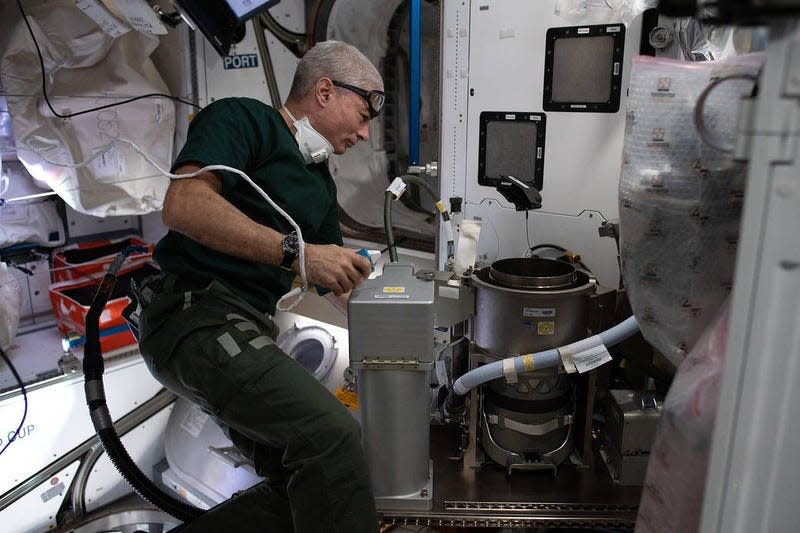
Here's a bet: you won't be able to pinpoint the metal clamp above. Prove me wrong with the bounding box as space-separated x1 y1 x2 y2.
486 413 573 436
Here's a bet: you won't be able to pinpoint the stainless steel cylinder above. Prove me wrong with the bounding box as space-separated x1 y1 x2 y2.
471 258 596 467
488 257 578 289
358 367 431 501
471 258 596 356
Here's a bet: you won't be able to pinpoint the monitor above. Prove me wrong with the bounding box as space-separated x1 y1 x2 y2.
478 111 546 191
174 0 281 57
543 24 626 113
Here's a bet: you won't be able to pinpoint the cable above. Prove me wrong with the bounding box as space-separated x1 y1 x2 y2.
82 247 202 522
395 175 454 243
398 174 438 204
383 175 454 263
261 11 306 44
14 0 201 120
612 230 623 290
19 134 311 310
4 135 180 195
0 190 58 205
384 190 398 262
259 11 306 58
0 346 28 456
253 17 282 107
694 73 759 153
527 243 592 273
530 243 567 253
379 236 407 254
525 211 532 250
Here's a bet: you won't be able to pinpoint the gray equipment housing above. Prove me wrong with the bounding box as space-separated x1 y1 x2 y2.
349 263 436 510
349 263 436 364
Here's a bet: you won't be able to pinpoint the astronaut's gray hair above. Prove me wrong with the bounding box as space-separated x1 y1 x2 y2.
289 40 383 99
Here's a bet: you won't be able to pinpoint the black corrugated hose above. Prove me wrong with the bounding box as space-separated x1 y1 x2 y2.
83 247 203 523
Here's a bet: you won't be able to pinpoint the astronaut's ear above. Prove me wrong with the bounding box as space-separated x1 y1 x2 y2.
316 78 334 107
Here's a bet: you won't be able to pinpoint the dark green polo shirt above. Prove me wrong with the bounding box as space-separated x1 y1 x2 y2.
154 97 342 314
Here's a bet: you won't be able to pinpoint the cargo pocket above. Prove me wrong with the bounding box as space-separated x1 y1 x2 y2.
161 297 281 415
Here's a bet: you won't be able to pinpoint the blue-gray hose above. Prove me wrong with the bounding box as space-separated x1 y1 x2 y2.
451 315 639 396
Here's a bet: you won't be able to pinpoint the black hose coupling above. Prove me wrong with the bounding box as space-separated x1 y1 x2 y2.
443 388 466 419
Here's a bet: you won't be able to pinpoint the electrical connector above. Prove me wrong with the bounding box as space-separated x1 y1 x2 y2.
406 161 438 177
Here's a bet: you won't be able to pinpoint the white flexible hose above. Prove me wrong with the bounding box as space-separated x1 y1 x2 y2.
18 136 310 310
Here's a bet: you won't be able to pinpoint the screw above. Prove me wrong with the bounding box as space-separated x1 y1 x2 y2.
777 182 795 197
420 489 429 497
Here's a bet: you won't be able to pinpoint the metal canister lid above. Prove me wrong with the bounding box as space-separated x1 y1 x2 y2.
487 257 577 289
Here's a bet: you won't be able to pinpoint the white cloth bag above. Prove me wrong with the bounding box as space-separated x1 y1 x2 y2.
1 0 174 217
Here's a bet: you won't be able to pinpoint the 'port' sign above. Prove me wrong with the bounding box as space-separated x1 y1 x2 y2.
224 54 259 69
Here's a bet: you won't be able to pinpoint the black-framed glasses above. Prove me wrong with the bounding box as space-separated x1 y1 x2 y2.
332 80 385 118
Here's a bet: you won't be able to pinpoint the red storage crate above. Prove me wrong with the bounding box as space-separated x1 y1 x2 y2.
49 260 160 352
51 236 154 283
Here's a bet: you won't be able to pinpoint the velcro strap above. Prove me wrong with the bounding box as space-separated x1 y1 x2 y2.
502 358 518 384
558 345 578 374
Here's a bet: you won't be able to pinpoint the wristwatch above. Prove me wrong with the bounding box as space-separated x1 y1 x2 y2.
280 232 299 271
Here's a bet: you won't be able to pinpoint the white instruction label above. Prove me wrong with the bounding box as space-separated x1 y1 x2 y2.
76 0 131 38
0 204 28 223
573 343 612 374
181 407 209 438
523 307 555 318
112 0 168 35
90 148 126 177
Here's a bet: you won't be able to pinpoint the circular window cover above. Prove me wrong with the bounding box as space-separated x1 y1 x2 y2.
277 324 338 383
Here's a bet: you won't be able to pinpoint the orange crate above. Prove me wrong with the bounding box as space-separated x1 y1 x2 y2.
51 236 154 283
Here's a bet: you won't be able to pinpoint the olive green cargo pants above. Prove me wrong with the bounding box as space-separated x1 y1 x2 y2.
138 277 378 533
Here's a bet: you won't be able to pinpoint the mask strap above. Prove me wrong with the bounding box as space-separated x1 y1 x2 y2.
283 107 299 123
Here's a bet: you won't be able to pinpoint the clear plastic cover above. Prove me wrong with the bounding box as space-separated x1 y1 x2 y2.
554 0 657 25
0 261 22 350
619 54 762 365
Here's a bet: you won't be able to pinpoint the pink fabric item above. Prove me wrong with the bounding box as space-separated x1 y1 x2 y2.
635 301 730 533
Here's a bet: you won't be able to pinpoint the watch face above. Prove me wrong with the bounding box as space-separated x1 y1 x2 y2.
283 234 299 254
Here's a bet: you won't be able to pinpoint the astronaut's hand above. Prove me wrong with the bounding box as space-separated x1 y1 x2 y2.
301 244 372 296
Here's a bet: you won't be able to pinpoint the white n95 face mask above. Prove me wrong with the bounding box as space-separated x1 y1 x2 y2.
283 107 334 165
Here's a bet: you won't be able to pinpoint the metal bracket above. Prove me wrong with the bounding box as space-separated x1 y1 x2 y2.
208 446 253 468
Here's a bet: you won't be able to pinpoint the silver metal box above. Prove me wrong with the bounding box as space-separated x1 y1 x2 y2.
603 389 663 485
605 389 662 454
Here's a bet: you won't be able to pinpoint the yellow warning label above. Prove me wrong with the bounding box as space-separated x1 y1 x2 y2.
335 387 359 411
521 354 535 371
537 321 555 335
382 286 406 293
